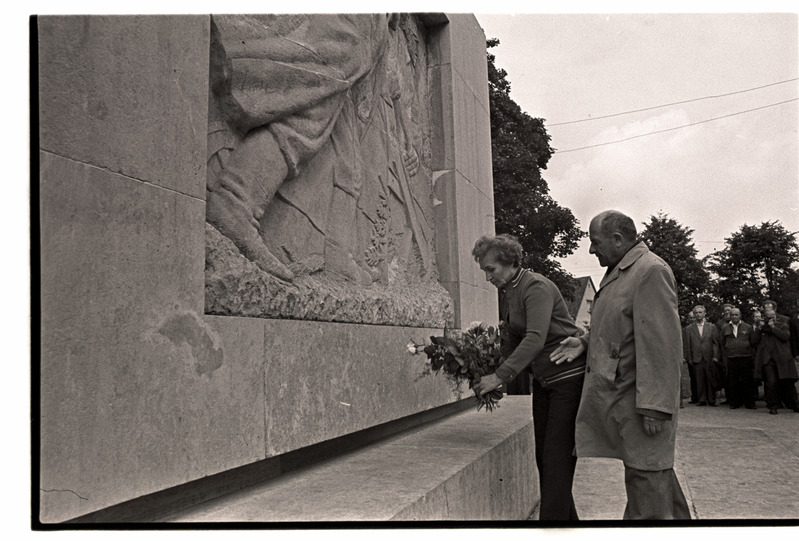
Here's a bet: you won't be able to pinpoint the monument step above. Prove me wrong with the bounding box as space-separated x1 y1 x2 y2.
161 396 537 522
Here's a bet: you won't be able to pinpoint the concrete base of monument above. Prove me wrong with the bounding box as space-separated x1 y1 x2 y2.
162 396 537 522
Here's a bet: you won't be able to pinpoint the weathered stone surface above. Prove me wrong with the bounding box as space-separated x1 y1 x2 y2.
205 14 444 298
262 320 467 456
205 223 454 327
163 397 537 521
37 15 209 199
433 169 497 326
38 13 498 524
427 17 496 329
447 13 491 112
39 154 266 523
204 13 494 329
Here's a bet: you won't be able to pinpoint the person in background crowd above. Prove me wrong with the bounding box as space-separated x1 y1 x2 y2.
715 304 733 404
762 300 794 408
683 305 721 406
551 210 689 520
763 299 790 326
719 308 757 409
751 308 765 403
752 307 765 401
790 309 799 361
790 309 799 403
715 304 733 332
752 307 799 414
472 234 585 521
682 312 698 406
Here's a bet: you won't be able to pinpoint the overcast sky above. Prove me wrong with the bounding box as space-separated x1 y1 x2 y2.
475 10 798 286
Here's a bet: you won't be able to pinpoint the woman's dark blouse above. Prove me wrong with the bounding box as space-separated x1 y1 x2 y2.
495 268 586 386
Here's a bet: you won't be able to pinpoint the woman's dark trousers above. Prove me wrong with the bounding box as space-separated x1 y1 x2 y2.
532 374 584 521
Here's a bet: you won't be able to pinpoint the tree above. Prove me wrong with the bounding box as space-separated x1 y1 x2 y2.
487 39 585 299
639 213 711 322
773 267 799 315
705 221 799 316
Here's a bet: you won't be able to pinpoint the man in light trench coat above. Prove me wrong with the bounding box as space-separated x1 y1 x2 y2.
551 210 690 519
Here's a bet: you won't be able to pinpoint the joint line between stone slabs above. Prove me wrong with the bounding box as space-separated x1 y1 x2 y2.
39 148 206 202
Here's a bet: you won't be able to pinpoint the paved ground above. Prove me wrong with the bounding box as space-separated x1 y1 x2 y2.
568 398 799 521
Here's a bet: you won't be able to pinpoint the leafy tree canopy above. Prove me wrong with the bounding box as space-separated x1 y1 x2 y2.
705 221 799 316
639 213 711 322
487 39 585 299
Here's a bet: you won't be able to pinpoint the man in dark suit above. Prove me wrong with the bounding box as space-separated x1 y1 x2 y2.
719 307 756 409
790 309 799 361
763 299 790 326
683 305 720 406
715 304 733 403
752 307 799 414
682 312 698 405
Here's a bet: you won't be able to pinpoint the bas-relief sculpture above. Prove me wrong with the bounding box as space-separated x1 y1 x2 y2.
205 13 453 327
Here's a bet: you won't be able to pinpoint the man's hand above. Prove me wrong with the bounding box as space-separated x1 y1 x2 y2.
550 336 586 365
642 415 664 436
767 318 776 329
474 373 504 396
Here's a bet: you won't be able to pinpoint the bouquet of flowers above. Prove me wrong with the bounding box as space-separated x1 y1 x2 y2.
408 321 505 411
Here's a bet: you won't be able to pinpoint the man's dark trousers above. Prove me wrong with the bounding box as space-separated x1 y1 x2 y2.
623 467 691 519
727 356 756 408
763 362 799 410
687 361 698 402
694 360 716 404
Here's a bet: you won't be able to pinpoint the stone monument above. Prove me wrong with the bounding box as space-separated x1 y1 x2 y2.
38 13 513 523
204 13 452 327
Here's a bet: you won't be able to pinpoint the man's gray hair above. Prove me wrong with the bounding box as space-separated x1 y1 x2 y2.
598 210 638 242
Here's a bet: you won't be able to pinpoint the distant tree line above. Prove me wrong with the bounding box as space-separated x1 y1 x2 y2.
486 39 798 318
641 214 799 324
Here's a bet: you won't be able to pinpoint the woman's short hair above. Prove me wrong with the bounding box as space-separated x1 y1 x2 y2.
472 234 523 267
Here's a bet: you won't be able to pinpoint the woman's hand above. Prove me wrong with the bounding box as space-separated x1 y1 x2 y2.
474 373 504 396
550 336 585 365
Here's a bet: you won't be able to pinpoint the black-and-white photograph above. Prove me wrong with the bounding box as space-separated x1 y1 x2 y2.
22 0 799 534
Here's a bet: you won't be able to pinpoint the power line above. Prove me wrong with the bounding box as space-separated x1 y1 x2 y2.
549 78 799 126
555 98 798 154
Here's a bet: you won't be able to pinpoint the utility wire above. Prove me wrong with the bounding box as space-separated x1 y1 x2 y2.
549 78 799 126
555 98 798 154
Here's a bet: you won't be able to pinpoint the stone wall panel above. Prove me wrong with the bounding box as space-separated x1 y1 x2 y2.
39 154 266 523
37 15 209 199
262 320 462 456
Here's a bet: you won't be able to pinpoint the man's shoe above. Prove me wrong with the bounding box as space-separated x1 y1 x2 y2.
708 401 717 406
696 401 707 406
689 400 698 404
745 405 757 410
721 400 730 405
769 408 778 415
730 404 739 409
